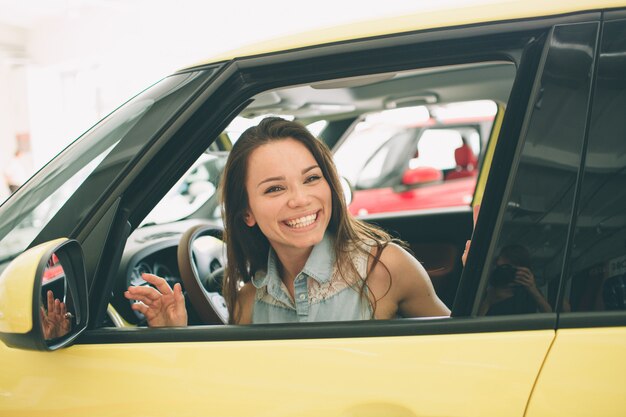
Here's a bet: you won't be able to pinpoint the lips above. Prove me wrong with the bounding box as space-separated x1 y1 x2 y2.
283 211 318 228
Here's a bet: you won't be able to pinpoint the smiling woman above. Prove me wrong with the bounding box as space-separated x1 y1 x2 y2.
125 117 451 324
3 3 626 416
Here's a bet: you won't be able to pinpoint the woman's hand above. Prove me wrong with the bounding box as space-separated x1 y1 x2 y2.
40 290 71 339
125 273 188 327
462 205 481 266
462 240 471 266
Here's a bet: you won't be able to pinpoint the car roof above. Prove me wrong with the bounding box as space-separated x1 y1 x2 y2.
183 0 624 68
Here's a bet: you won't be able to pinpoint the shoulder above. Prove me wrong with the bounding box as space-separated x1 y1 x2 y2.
370 242 451 318
365 242 423 297
380 242 414 264
369 242 423 277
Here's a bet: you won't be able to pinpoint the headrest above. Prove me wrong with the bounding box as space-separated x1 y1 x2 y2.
454 144 477 167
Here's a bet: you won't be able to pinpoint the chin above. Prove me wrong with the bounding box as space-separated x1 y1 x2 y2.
292 231 325 248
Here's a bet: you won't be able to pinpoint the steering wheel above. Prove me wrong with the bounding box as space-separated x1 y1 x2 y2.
177 224 228 324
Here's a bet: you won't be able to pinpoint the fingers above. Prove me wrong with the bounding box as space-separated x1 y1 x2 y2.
125 279 188 327
513 268 535 288
174 283 184 301
125 283 164 302
141 273 173 295
462 240 471 266
472 204 481 228
47 290 55 312
463 204 479 267
125 290 160 307
130 301 150 316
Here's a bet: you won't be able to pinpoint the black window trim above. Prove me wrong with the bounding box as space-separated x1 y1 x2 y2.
80 314 556 345
454 32 549 316
466 21 606 329
555 11 626 329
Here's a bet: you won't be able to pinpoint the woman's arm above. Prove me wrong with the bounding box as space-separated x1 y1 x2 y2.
369 243 451 319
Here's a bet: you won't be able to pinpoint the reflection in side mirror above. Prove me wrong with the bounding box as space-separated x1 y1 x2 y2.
39 253 75 341
0 238 88 351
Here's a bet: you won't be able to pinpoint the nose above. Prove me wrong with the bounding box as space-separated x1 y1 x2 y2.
287 184 311 208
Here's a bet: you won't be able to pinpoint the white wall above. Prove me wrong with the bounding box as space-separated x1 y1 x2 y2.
0 22 29 199
1 0 429 177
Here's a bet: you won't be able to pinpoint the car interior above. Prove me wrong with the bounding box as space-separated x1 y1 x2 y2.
106 59 518 327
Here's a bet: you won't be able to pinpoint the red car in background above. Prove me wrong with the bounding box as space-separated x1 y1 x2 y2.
334 102 496 216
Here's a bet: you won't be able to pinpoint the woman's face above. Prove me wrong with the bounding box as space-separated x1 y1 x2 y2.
244 138 332 255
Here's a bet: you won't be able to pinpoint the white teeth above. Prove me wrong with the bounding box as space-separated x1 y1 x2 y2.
285 213 317 228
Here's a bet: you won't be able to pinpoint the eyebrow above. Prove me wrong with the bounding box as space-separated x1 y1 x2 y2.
256 165 320 188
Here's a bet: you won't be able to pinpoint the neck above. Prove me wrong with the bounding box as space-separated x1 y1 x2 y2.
274 246 314 283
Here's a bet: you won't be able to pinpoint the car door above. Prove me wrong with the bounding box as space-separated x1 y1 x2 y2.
526 14 626 416
0 12 602 417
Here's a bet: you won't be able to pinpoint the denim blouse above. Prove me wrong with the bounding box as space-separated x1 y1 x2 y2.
251 233 372 323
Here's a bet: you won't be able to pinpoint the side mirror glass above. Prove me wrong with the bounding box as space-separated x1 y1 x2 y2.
0 239 88 351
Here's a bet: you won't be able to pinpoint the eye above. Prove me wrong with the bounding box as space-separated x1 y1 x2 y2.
264 185 284 194
305 174 322 184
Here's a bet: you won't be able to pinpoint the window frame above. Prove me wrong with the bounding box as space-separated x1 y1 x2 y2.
466 21 602 322
558 11 626 329
79 11 602 343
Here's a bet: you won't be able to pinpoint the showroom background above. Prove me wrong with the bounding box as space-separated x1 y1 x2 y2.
0 0 487 202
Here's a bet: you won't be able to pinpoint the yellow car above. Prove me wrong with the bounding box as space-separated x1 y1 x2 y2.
1 1 626 415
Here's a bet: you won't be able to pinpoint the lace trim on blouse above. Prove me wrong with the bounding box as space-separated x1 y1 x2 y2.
255 243 372 307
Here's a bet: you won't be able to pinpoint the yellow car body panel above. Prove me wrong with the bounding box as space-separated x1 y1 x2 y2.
192 0 624 66
527 327 626 417
0 238 66 334
0 329 554 416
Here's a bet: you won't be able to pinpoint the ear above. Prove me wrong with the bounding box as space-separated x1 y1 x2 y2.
244 210 256 227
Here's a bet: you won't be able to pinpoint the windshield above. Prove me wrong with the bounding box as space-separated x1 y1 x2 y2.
0 68 219 263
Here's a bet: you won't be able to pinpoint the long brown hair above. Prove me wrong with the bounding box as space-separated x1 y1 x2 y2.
220 117 394 323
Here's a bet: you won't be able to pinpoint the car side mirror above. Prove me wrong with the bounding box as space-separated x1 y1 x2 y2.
0 239 88 351
401 166 443 186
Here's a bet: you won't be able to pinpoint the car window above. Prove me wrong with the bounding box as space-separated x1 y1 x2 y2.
562 19 626 313
476 23 599 316
354 129 415 189
334 100 497 215
414 129 464 170
113 60 515 327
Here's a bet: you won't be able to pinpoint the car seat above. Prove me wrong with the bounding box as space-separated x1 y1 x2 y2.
445 144 478 180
